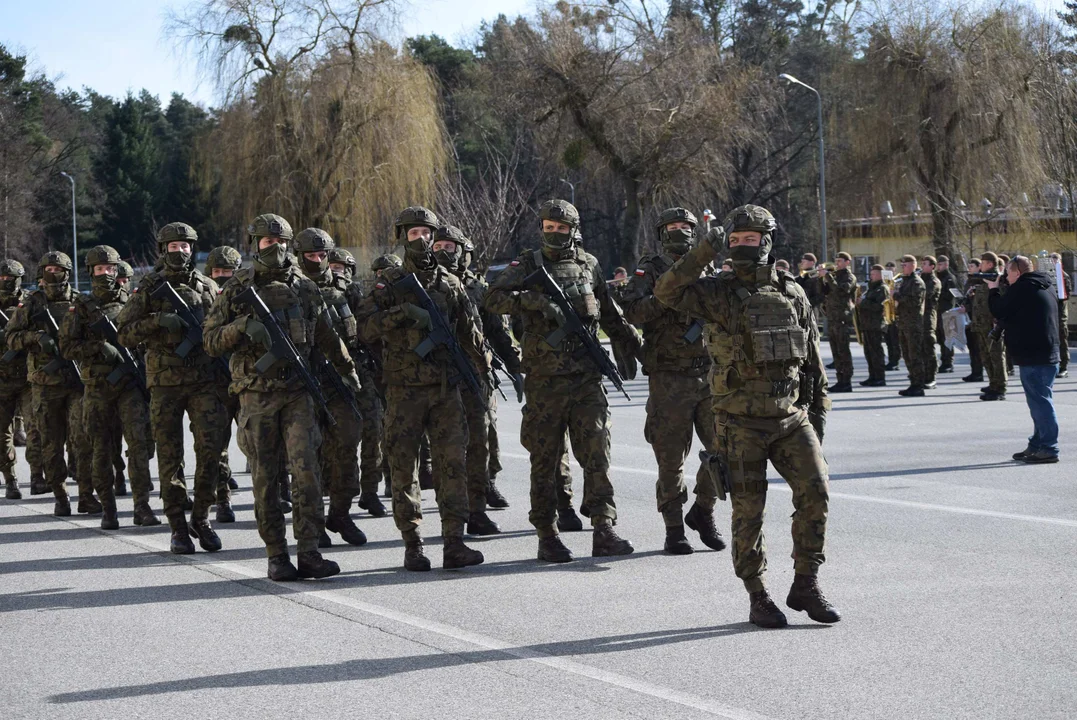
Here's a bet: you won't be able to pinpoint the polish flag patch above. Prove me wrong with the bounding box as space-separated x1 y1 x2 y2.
375 282 386 290
635 269 646 276
510 260 520 266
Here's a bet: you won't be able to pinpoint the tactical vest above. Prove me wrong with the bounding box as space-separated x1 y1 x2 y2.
141 271 217 374
0 291 27 384
77 292 129 384
705 276 807 416
24 290 79 385
318 279 358 346
636 253 709 374
375 264 460 387
532 250 599 322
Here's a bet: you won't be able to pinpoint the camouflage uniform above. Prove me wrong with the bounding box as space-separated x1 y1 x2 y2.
205 214 357 579
894 270 927 391
820 263 857 387
366 253 401 498
0 260 29 499
356 206 488 570
620 207 723 554
654 204 838 628
857 278 889 383
59 246 158 528
5 252 96 515
921 269 941 384
485 199 641 561
116 224 229 551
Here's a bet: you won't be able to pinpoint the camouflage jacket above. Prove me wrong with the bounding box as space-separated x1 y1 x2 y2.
893 272 925 327
820 267 856 325
59 286 137 389
857 280 889 332
115 268 223 387
967 277 995 333
0 289 28 389
619 252 709 376
484 246 639 378
653 243 829 421
922 271 941 322
795 271 824 308
460 269 521 375
356 258 489 387
204 263 357 395
6 286 82 388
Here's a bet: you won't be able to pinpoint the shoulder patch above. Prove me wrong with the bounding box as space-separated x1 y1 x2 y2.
69 306 75 312
375 282 386 290
17 303 23 308
634 269 646 276
510 260 520 266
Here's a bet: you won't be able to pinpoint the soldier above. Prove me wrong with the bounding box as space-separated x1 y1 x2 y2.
935 255 958 373
204 213 358 580
0 259 29 499
6 251 98 516
884 261 902 370
1049 253 1071 378
819 251 857 392
920 256 941 389
796 253 824 314
367 253 401 498
58 246 158 529
968 252 1007 400
327 247 387 518
204 245 245 521
485 198 641 563
893 254 927 397
116 223 230 553
620 207 724 555
857 264 890 386
653 204 839 628
962 258 985 383
293 227 371 545
356 206 488 571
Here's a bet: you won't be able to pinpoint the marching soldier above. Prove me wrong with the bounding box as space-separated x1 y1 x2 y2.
920 256 941 389
367 253 401 498
356 206 488 571
620 207 724 555
894 254 927 397
204 213 358 580
485 199 641 563
0 259 29 499
59 246 158 529
654 204 839 628
819 252 856 392
116 223 230 553
857 264 889 386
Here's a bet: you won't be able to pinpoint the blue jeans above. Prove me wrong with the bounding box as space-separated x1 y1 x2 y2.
1019 364 1059 455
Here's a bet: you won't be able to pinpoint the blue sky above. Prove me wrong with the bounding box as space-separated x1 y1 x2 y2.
0 0 531 105
0 0 1068 106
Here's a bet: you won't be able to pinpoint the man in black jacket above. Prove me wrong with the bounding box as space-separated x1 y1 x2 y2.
987 256 1060 464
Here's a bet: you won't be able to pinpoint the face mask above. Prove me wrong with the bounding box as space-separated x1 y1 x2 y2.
0 278 19 295
662 228 694 254
92 274 119 294
42 269 68 286
164 250 191 271
728 244 768 270
543 231 572 250
434 249 458 269
302 256 327 276
331 267 347 278
257 243 288 270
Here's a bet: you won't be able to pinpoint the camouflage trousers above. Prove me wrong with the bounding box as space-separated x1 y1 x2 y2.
897 321 926 387
357 377 383 495
886 323 901 365
239 389 325 557
217 390 238 504
644 372 718 523
462 382 494 513
32 383 92 499
861 329 887 380
151 383 228 520
320 390 361 509
973 328 1007 393
487 405 502 479
827 320 854 383
922 315 939 384
717 409 829 593
83 382 152 505
521 373 616 536
555 433 575 511
0 385 23 473
384 383 470 539
17 387 42 476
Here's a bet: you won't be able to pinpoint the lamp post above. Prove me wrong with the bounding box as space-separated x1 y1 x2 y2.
559 178 577 205
779 73 828 264
58 172 78 291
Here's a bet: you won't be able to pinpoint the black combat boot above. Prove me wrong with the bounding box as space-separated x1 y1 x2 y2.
418 465 434 490
537 534 574 563
466 511 501 536
979 390 1006 401
318 529 333 548
114 469 128 497
443 535 484 569
404 538 431 571
77 492 103 515
592 521 634 557
189 518 222 552
786 574 842 624
749 589 788 628
133 501 161 526
4 470 21 500
215 499 235 523
663 525 693 555
267 553 300 581
100 493 119 530
684 503 726 551
227 476 239 491
30 473 48 495
356 492 387 518
54 491 72 517
884 361 901 371
12 417 26 447
485 480 509 509
962 372 984 382
169 516 196 554
326 508 368 546
938 364 954 373
829 381 852 393
297 550 340 579
898 385 925 397
557 506 583 532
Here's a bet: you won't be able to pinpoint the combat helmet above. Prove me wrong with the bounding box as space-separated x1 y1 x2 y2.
205 246 243 275
116 260 134 284
247 214 294 243
0 259 25 295
85 245 122 271
433 224 468 270
539 199 579 251
393 206 439 240
722 204 777 269
157 222 198 271
295 228 336 253
327 248 357 279
655 207 698 255
37 250 73 293
371 254 402 276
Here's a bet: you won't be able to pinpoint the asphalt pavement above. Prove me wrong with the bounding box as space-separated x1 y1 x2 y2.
2 344 1076 720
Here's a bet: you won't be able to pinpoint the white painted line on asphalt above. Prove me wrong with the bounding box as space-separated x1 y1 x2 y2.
501 452 1077 529
11 502 774 720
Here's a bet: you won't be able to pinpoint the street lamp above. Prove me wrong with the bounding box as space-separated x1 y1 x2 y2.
779 73 828 264
58 172 78 291
559 178 577 205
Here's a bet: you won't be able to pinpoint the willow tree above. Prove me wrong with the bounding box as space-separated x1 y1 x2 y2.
840 1 1045 261
169 0 448 250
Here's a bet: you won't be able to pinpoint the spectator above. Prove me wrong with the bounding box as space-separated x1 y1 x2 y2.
775 258 790 273
987 256 1060 464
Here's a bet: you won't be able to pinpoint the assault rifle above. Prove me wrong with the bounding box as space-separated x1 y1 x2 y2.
682 318 705 344
89 315 149 401
35 306 83 389
394 273 485 407
149 281 230 376
524 264 631 401
0 309 15 362
311 347 362 423
234 285 336 426
486 342 518 402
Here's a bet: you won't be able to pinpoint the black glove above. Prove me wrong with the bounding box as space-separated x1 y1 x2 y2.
99 342 123 364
